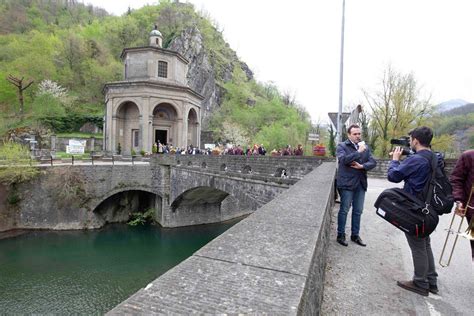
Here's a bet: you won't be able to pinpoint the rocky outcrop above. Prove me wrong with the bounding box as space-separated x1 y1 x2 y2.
168 26 253 129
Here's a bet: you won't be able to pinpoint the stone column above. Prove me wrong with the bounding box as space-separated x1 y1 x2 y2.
196 122 201 149
185 104 191 148
107 98 115 153
111 115 117 154
143 98 152 153
138 114 144 152
148 115 154 151
176 118 184 149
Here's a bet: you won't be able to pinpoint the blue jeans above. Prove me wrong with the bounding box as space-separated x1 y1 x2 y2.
337 187 365 236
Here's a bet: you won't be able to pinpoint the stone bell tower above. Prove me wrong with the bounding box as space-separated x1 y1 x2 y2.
149 24 163 48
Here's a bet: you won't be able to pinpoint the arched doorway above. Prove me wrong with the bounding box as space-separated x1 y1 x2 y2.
187 108 199 147
116 102 140 155
152 103 178 146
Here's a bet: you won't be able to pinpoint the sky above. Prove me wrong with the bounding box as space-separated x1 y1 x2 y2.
85 0 474 123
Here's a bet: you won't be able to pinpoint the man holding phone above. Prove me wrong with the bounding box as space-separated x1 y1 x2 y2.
336 124 377 247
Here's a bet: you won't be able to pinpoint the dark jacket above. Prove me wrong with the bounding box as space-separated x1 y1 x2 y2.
450 150 474 210
387 150 442 197
336 140 377 191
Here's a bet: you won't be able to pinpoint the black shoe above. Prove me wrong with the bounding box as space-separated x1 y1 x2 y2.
351 235 366 247
429 284 439 294
397 280 429 296
337 233 348 246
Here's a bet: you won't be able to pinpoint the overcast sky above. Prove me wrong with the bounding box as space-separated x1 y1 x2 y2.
85 0 474 123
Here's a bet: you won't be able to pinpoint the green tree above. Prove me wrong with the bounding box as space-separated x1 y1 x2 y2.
363 66 432 157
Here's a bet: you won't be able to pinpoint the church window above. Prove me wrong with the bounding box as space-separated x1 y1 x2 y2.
158 61 168 78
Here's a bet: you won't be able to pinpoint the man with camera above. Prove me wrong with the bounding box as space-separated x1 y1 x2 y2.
387 126 439 296
336 124 376 247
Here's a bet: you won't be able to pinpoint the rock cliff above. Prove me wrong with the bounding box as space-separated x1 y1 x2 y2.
168 26 253 129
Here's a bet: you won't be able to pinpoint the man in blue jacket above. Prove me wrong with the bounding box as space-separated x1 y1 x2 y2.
336 124 377 247
388 126 439 296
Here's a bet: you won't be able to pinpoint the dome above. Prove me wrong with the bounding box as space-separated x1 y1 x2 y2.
150 29 162 37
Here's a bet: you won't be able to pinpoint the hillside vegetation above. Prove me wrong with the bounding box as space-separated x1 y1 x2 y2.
0 0 311 151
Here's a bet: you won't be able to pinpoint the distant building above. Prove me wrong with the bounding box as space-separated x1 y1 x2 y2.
103 25 203 154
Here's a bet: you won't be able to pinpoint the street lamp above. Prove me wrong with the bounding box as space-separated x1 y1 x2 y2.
337 0 346 143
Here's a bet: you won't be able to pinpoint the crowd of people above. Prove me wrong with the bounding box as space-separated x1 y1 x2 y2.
222 144 305 156
153 142 305 156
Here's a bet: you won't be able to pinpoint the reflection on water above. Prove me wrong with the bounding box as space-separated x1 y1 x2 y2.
0 221 239 314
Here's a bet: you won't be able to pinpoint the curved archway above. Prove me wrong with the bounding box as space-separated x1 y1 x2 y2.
187 108 199 148
152 103 179 146
115 101 140 155
169 186 249 227
92 189 161 226
171 186 229 211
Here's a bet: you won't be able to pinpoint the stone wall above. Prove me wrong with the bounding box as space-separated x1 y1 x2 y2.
56 137 103 152
0 165 155 231
1 154 322 231
107 162 337 315
165 167 290 227
156 155 329 179
368 158 459 178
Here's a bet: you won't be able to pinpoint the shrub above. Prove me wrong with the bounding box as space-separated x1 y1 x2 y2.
127 208 156 226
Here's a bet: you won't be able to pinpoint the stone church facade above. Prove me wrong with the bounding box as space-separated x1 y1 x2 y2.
103 26 203 155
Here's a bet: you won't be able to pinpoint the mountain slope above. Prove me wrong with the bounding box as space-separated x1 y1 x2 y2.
0 1 311 150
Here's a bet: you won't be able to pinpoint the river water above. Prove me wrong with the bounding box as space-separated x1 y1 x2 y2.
0 221 239 314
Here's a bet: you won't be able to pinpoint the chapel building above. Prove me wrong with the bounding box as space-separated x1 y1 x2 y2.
103 26 203 155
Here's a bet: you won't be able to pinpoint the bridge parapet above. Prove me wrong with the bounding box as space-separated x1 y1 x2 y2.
152 155 330 179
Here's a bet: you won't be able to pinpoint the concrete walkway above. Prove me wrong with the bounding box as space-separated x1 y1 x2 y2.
321 178 473 315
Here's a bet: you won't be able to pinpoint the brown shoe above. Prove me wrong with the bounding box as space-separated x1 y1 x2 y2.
397 281 429 296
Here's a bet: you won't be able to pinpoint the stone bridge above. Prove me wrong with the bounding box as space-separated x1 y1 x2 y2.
0 156 325 231
108 161 337 315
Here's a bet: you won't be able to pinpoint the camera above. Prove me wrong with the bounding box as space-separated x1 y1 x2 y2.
390 136 412 156
390 136 410 147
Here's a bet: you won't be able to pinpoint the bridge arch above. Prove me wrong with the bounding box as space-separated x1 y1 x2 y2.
171 186 229 211
169 185 242 227
89 187 162 226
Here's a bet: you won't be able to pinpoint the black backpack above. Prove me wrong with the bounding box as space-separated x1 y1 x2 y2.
419 152 454 215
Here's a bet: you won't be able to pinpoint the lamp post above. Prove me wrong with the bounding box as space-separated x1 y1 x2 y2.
337 0 346 143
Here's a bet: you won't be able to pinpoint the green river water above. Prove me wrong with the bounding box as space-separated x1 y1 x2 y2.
0 221 239 314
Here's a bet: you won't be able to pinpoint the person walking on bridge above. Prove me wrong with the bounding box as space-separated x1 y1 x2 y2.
450 149 474 261
336 124 376 247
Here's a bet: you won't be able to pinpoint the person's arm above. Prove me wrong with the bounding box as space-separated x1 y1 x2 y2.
362 148 377 171
450 154 467 211
387 160 405 183
336 144 361 166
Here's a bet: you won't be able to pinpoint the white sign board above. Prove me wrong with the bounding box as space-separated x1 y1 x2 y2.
308 133 319 141
204 144 215 149
66 139 86 154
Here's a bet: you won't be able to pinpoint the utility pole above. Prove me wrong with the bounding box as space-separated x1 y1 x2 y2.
337 0 346 143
